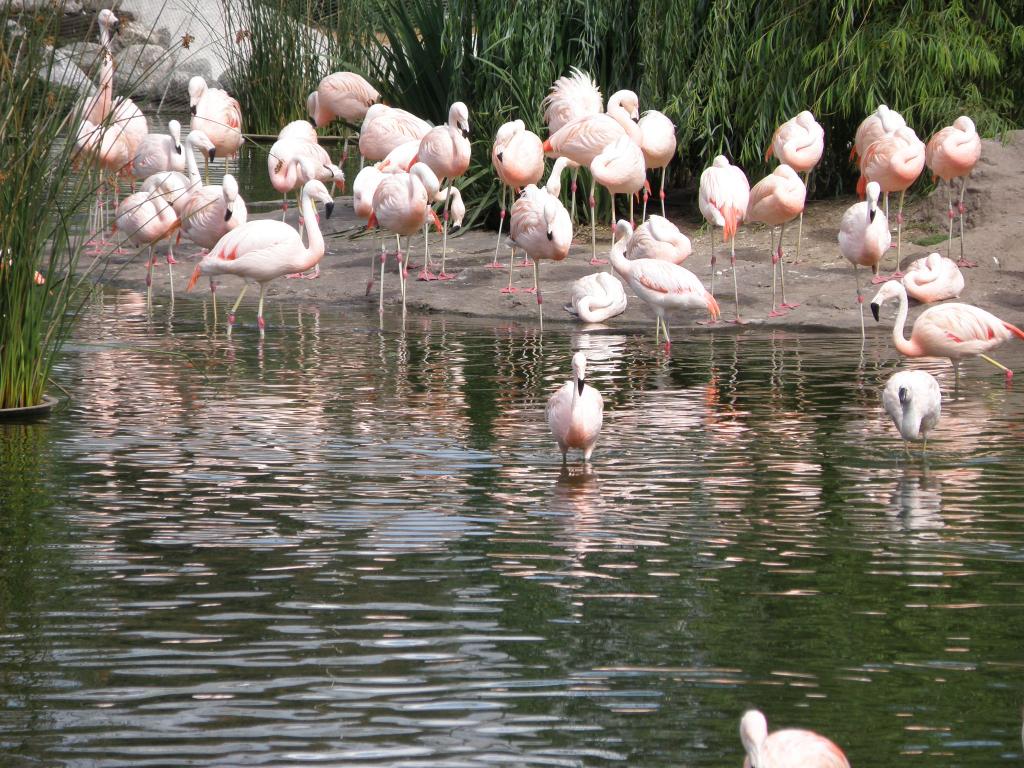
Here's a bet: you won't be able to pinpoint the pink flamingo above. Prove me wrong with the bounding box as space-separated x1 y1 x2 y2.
870 279 1024 382
491 119 544 271
141 130 216 219
509 184 573 328
131 119 185 181
609 220 719 349
376 139 420 173
179 172 247 263
698 155 749 320
926 115 981 266
883 369 942 455
278 119 319 143
268 136 342 222
853 104 905 163
747 163 806 317
188 76 243 180
766 110 823 263
113 189 179 305
358 104 431 163
637 109 676 219
542 67 603 221
590 136 647 253
546 351 604 463
366 162 442 315
838 180 890 338
628 214 691 265
186 179 335 336
307 71 379 162
740 709 850 768
409 101 471 280
564 271 627 323
859 124 925 274
902 252 964 304
352 164 387 295
82 9 118 124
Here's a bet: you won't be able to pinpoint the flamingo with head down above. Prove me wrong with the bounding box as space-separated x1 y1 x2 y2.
739 709 850 768
698 155 749 320
926 115 982 266
747 163 806 318
902 252 964 304
766 110 823 263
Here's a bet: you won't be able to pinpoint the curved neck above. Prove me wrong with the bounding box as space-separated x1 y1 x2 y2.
891 286 914 355
184 141 202 184
298 192 324 271
608 232 631 277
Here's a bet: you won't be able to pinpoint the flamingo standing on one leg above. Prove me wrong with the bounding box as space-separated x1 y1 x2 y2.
177 173 246 305
491 119 544 276
590 135 647 248
747 163 806 317
628 215 691 265
925 115 981 267
358 104 431 163
838 180 890 339
546 351 604 464
542 67 603 222
113 189 179 305
188 75 243 181
411 101 471 280
859 125 925 276
882 370 942 456
739 709 850 768
870 279 1024 383
508 184 573 329
186 180 335 337
766 110 823 263
307 71 380 165
609 220 719 349
352 164 387 297
698 155 749 321
852 104 906 164
901 252 964 303
637 109 676 219
367 162 442 315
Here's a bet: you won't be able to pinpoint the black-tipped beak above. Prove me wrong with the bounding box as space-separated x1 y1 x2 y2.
632 116 639 123
496 151 503 163
325 201 334 219
577 378 585 396
547 230 553 241
898 386 909 405
461 128 469 138
451 224 461 232
224 208 233 221
207 148 216 161
175 144 182 155
869 208 876 223
190 105 196 116
870 302 880 322
309 116 317 127
112 20 121 33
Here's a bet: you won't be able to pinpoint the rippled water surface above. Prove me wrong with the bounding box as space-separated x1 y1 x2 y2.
2 292 1023 767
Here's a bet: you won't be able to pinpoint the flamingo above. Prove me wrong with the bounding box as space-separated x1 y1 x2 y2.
268 135 342 223
82 9 118 124
508 184 573 328
408 101 471 280
838 180 891 338
376 139 420 173
131 119 185 181
141 129 216 218
278 119 319 143
882 370 942 455
188 75 243 180
698 155 749 320
74 116 133 251
546 351 604 463
853 104 906 163
542 67 603 221
564 272 627 323
491 119 544 271
113 188 179 305
307 71 379 163
590 135 647 248
926 116 981 266
608 219 719 349
870 279 1024 382
637 109 676 219
186 179 335 336
353 164 387 295
358 104 431 163
902 252 964 304
859 125 925 274
366 162 442 315
766 110 823 262
739 709 850 768
747 163 806 317
179 172 247 264
628 215 691 265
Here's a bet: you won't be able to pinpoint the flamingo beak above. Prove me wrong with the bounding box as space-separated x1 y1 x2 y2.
325 201 334 219
309 116 317 127
870 302 881 322
577 377 585 396
547 229 553 241
224 208 233 221
869 208 876 223
898 386 909 405
207 147 216 161
451 223 461 232
190 105 197 116
496 151 503 163
175 144 182 155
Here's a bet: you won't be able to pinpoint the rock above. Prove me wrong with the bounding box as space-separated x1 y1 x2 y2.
56 41 105 78
114 42 173 97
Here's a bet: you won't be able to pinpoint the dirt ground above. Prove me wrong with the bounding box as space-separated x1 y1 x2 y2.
100 130 1024 335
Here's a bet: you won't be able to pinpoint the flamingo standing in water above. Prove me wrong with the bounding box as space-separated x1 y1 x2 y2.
113 189 179 305
542 67 603 221
747 163 806 317
870 279 1024 383
637 109 676 219
590 135 647 240
766 110 823 262
491 119 544 272
859 124 925 275
367 162 442 315
901 252 964 303
83 10 118 122
698 155 749 320
352 164 387 295
739 709 850 768
882 369 942 456
926 116 982 266
628 215 691 265
609 220 719 349
131 119 185 181
179 172 247 273
307 71 380 163
188 75 243 181
838 180 890 339
546 351 604 464
186 179 335 336
358 104 431 163
267 134 342 223
411 101 471 280
508 184 573 328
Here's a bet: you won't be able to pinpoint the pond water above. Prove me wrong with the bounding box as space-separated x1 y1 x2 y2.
1 292 1023 767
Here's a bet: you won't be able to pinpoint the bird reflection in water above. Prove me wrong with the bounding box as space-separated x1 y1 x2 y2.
888 469 945 532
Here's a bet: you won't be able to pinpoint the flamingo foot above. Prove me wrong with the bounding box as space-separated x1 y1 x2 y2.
1005 369 1014 383
500 286 519 294
767 308 787 318
166 253 178 265
870 274 890 285
696 318 719 326
780 302 800 310
730 317 747 325
520 286 537 294
956 258 978 268
417 269 437 281
589 257 609 266
485 261 504 269
517 258 531 268
662 341 671 353
436 271 456 281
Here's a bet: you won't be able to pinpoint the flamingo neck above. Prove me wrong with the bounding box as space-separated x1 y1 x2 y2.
184 142 202 184
890 286 918 357
607 105 641 143
298 192 324 272
608 234 631 278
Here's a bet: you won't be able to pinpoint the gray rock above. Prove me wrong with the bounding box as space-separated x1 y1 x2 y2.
56 41 105 78
114 42 173 97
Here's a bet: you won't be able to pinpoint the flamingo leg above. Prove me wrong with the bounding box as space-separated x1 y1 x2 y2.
795 170 810 263
166 241 175 303
979 353 1013 381
203 155 209 186
398 236 407 316
854 263 865 343
641 173 649 221
209 278 217 323
502 243 518 294
659 166 667 219
894 189 905 276
438 181 453 279
570 167 579 223
256 283 266 336
227 284 248 334
778 221 797 310
418 216 435 281
589 178 600 266
709 225 716 297
378 242 387 316
768 227 779 317
281 193 288 222
946 181 955 260
956 178 976 268
534 260 543 330
490 185 506 269
145 245 154 306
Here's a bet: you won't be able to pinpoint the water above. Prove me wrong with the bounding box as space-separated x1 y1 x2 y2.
2 292 1023 767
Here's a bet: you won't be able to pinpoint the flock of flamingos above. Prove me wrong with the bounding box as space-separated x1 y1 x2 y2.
67 10 1024 762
